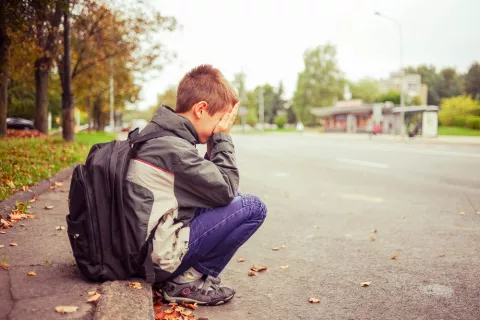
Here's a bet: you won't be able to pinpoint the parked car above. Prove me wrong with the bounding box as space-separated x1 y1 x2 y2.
6 118 34 130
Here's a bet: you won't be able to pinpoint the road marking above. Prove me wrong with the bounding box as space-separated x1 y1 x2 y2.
341 194 385 203
336 158 390 169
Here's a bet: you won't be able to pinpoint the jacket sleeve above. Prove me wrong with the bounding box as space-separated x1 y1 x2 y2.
173 133 239 208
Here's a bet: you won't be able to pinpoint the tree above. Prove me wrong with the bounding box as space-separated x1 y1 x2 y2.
376 90 400 104
439 67 463 99
350 78 380 103
271 81 287 123
32 0 63 133
61 0 74 141
293 44 343 125
439 95 480 127
405 65 444 105
232 72 247 103
465 62 480 100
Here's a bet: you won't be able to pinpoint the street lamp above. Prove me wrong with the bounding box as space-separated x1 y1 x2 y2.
375 11 406 136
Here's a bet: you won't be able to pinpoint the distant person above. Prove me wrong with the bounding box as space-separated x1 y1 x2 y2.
124 65 267 306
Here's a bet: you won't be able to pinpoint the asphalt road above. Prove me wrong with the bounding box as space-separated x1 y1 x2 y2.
194 133 480 320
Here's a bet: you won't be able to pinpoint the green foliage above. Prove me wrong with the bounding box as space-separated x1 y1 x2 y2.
465 62 480 99
465 116 480 130
293 44 343 125
350 78 380 103
274 115 287 129
438 126 480 136
376 90 400 104
439 95 480 127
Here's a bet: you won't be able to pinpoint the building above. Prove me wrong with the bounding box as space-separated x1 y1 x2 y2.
380 72 428 105
310 99 439 137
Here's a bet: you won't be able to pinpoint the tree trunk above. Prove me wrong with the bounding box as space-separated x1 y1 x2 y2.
85 95 92 131
61 0 74 141
34 57 50 133
0 0 9 137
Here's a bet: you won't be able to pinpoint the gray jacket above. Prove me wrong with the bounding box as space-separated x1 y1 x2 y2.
124 106 239 274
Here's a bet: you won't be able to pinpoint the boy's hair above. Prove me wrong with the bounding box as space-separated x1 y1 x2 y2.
176 64 238 115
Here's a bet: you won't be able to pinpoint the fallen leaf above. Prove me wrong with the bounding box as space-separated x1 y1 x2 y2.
477 211 480 215
128 281 142 289
20 224 25 227
55 182 64 187
155 311 166 319
370 236 376 241
391 253 398 260
88 290 97 296
55 226 65 231
308 297 320 303
459 212 465 215
281 244 287 248
237 258 245 262
198 318 210 320
0 231 5 234
280 265 289 270
182 301 198 310
0 245 3 248
248 270 257 276
360 282 371 287
372 229 377 233
10 242 17 246
27 271 37 276
0 265 7 271
87 293 101 302
153 301 163 310
271 247 280 251
45 205 54 210
22 186 30 192
250 264 268 272
55 306 79 314
313 225 319 229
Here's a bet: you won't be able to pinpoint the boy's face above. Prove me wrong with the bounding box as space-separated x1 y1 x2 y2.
194 103 232 144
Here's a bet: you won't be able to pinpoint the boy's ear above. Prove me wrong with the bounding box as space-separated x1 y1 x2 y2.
192 101 208 119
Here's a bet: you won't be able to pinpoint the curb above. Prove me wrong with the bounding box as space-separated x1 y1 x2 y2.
94 280 154 320
0 165 76 216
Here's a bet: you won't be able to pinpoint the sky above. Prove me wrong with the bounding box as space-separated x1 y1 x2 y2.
132 0 480 110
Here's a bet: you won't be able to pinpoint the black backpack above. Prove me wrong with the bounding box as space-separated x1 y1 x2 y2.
66 128 173 283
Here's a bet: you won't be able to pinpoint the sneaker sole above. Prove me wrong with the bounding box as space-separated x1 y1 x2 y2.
163 291 235 306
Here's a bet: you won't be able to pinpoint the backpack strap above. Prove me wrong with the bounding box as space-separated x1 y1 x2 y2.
128 126 177 148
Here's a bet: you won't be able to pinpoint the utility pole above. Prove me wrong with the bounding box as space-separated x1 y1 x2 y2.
258 86 264 131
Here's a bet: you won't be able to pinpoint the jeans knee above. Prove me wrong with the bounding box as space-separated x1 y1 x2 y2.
241 194 267 221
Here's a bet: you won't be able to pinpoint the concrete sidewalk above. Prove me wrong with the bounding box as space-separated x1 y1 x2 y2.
0 176 154 320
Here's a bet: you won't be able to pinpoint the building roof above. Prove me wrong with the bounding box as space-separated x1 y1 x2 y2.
310 104 392 117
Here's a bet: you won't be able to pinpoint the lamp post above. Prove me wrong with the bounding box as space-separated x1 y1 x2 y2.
375 11 405 136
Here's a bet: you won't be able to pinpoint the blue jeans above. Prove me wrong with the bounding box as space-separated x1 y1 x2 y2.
171 194 267 278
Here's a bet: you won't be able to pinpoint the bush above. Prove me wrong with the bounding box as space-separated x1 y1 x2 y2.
466 116 480 130
274 115 287 129
453 116 466 127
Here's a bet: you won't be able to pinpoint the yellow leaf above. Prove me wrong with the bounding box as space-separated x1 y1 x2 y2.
237 258 245 262
391 253 398 259
308 297 320 303
27 271 37 276
250 264 268 272
271 247 280 251
88 290 97 296
87 293 101 302
9 242 17 246
55 182 64 187
55 226 65 231
370 236 376 241
45 205 54 210
55 306 79 313
459 212 465 215
360 282 371 287
248 270 257 276
280 265 289 270
372 229 377 233
127 282 142 289
0 245 4 248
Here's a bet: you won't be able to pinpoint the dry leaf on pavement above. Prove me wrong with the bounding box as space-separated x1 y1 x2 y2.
250 264 268 272
27 271 37 276
237 258 245 262
88 290 97 296
87 293 101 303
360 282 371 287
280 265 289 270
281 244 287 248
308 297 320 303
459 212 465 215
45 205 54 210
0 231 5 234
391 253 398 260
370 236 376 241
128 281 142 289
55 182 64 187
9 242 17 246
271 247 280 251
55 226 65 231
248 270 257 276
0 245 4 248
181 301 198 310
55 306 79 314
372 229 377 233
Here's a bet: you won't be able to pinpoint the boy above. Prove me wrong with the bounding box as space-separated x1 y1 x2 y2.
123 65 267 306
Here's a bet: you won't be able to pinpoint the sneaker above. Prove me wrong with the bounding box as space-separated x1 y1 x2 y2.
163 275 235 306
208 275 221 285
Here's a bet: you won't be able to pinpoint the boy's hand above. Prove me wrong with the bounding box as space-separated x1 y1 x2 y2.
213 103 239 134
